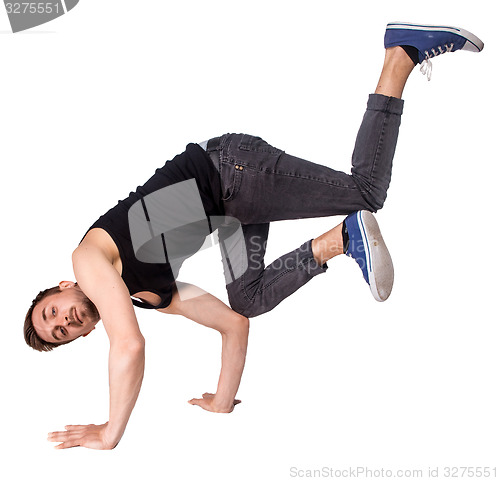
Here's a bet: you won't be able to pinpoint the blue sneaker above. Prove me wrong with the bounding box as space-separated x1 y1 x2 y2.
384 21 484 80
344 211 394 302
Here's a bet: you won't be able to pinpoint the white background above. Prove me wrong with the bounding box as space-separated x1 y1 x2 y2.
1 1 498 479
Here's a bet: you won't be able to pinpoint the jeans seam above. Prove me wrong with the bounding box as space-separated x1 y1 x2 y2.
367 111 389 196
242 164 358 190
255 252 315 296
275 171 358 189
221 159 359 193
256 266 299 295
241 254 310 304
239 232 254 305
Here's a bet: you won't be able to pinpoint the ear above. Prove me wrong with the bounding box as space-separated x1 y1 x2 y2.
59 280 76 289
82 326 96 338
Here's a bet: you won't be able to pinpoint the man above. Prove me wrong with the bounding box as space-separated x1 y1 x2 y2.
24 22 484 450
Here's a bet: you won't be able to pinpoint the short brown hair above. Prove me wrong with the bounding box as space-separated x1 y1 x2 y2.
24 286 72 352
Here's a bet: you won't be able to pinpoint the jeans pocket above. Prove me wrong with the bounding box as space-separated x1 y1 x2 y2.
237 134 283 154
220 161 244 201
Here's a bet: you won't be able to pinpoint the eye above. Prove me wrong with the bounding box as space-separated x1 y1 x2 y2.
60 326 67 336
52 307 56 317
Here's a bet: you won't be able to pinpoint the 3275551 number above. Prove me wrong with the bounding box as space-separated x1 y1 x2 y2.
5 2 60 14
444 467 497 478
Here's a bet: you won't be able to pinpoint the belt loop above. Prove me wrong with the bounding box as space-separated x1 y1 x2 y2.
206 135 225 172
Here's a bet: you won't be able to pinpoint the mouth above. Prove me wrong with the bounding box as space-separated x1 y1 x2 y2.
73 308 83 325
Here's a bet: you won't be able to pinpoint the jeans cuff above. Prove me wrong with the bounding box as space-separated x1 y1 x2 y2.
367 93 404 116
298 239 329 276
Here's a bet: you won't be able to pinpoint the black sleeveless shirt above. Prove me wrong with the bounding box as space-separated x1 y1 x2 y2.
81 143 224 310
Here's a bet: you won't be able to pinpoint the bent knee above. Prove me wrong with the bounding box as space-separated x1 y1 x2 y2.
358 188 387 213
229 297 258 318
227 288 264 318
352 175 388 212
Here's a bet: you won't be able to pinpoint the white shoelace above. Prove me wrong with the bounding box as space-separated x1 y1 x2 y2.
420 43 454 81
420 59 433 81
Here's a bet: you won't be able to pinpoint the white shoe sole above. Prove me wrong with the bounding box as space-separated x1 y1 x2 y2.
358 211 394 302
386 21 484 52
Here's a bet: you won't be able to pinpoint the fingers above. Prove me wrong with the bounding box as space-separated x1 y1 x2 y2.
48 424 97 448
49 425 87 436
47 423 113 450
188 396 242 413
55 441 80 450
188 395 242 406
48 426 85 441
48 431 82 449
188 393 214 405
188 397 205 407
48 431 70 441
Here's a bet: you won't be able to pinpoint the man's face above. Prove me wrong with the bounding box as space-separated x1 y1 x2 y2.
32 281 100 344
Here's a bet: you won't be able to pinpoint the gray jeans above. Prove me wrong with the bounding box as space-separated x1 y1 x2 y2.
200 93 404 317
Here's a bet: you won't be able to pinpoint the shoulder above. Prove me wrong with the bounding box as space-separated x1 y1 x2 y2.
76 228 120 265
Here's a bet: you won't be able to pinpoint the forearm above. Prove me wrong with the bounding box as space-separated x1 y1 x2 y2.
214 320 249 411
164 285 250 413
106 341 146 444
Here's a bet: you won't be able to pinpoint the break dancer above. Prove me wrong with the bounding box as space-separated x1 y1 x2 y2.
23 22 484 449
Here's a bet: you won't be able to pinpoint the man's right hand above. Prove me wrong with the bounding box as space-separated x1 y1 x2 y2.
48 422 118 450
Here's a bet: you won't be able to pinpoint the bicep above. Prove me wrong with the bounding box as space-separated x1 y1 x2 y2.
157 282 247 333
72 247 144 345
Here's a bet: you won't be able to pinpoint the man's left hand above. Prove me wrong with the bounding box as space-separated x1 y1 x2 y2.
188 392 241 413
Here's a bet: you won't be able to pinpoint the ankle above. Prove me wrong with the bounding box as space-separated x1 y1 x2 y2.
311 231 344 265
375 46 415 98
383 46 416 73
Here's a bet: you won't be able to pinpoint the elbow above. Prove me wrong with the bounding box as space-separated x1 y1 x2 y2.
111 337 146 355
131 337 146 354
129 337 146 354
